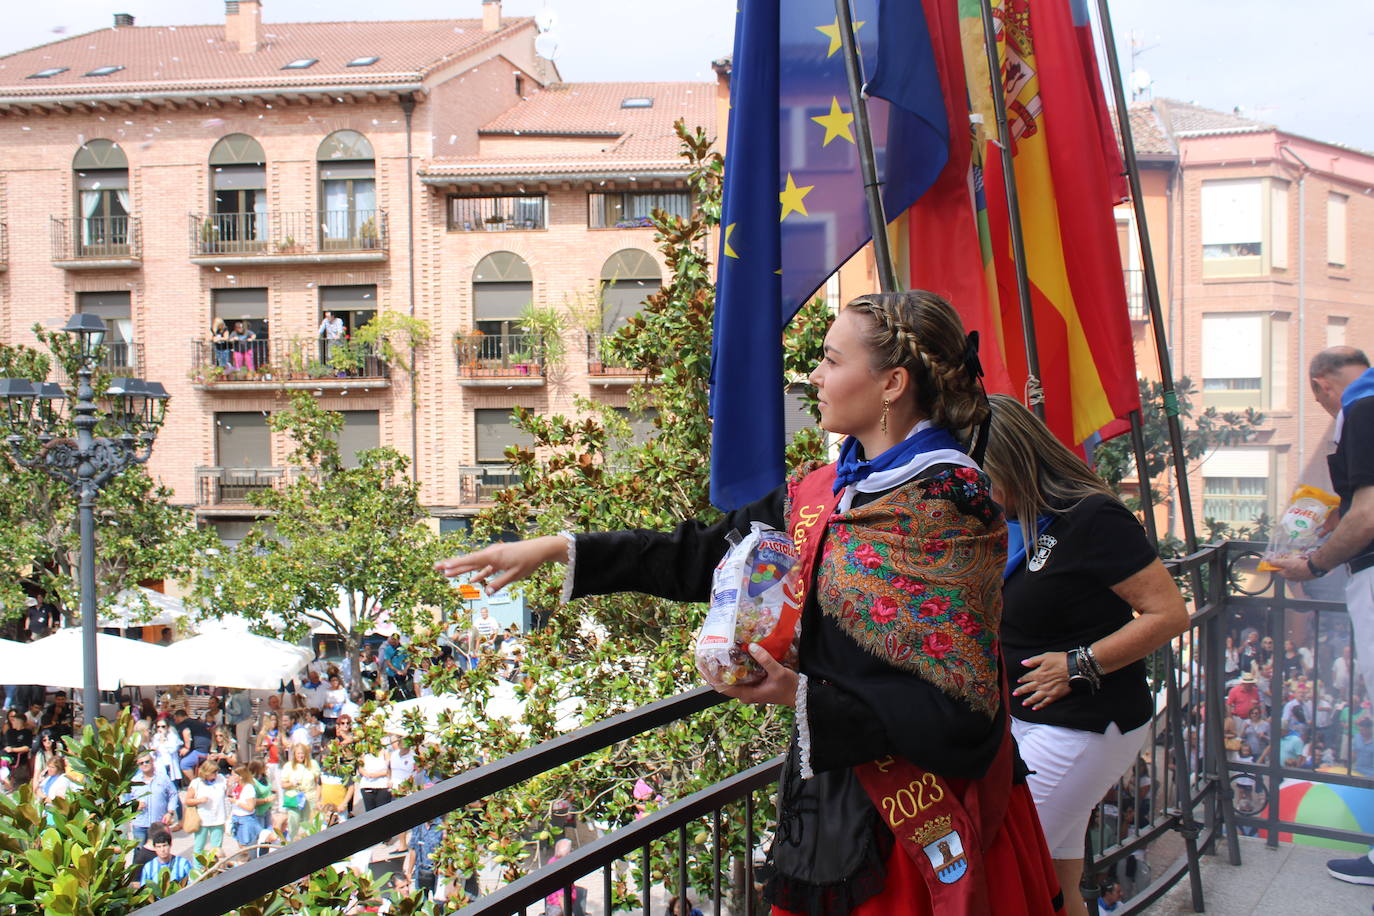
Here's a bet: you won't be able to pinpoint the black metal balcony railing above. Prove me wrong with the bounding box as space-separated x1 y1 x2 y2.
100 340 144 376
189 210 388 257
457 465 523 504
454 333 545 379
1124 267 1147 320
142 539 1362 916
50 215 141 261
586 330 647 378
190 337 389 384
446 195 547 232
195 466 285 505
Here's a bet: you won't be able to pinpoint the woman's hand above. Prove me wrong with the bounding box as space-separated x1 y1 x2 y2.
433 536 569 594
715 645 798 707
1013 652 1070 710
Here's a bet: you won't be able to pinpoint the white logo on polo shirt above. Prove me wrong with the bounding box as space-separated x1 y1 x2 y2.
1028 534 1057 572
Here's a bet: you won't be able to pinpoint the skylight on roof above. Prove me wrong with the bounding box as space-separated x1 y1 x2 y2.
621 97 653 109
84 65 125 77
347 56 380 67
27 67 69 79
282 58 318 70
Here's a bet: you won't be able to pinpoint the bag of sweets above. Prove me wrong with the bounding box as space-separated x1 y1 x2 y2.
696 523 802 688
1258 484 1340 571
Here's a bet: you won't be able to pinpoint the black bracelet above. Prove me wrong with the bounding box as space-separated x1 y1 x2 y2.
1306 555 1327 578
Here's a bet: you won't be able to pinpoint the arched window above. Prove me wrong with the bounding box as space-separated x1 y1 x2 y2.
599 249 660 331
208 134 266 250
73 140 130 254
472 252 533 353
317 130 375 246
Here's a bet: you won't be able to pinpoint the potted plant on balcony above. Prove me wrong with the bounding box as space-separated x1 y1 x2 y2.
199 218 219 253
277 235 303 255
453 327 484 371
517 303 567 373
358 217 380 249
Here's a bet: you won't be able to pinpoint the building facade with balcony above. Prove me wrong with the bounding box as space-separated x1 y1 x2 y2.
1120 99 1374 539
0 1 718 535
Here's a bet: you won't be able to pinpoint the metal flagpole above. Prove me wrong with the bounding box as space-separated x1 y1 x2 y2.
975 0 1045 419
1093 0 1242 898
1092 0 1198 555
833 0 899 293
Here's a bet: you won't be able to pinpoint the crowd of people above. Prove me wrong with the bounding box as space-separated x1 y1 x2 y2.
0 617 532 901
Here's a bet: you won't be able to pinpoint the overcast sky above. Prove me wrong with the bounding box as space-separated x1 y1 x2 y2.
3 0 1368 151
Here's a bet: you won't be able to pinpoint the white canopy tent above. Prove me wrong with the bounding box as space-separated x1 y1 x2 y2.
7 628 172 691
97 587 189 629
146 627 312 690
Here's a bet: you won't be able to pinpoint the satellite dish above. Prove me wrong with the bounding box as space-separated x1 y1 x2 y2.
1129 69 1153 97
535 32 560 61
534 8 558 33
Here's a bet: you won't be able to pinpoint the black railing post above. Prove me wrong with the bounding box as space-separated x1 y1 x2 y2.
1211 544 1243 865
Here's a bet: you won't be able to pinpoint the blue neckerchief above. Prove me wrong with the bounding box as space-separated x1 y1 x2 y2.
1341 367 1374 411
832 425 964 494
1003 516 1053 580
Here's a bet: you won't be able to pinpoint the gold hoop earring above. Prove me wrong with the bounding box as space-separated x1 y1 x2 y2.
880 399 889 435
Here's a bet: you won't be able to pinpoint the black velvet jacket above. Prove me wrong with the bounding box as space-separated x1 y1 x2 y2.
567 470 1013 915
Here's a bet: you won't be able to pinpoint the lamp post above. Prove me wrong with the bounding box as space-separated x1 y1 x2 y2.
0 314 168 727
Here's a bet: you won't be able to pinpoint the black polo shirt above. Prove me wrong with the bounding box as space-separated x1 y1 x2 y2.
1329 395 1374 571
1000 493 1158 733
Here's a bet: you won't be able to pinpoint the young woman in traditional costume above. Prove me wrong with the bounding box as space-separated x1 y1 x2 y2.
438 292 1065 915
982 395 1189 916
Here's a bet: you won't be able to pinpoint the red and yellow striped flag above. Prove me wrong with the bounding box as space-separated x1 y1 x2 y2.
903 0 1139 448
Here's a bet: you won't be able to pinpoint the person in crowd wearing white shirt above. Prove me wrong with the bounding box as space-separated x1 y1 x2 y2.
322 674 348 739
298 669 329 718
358 746 391 812
36 754 72 807
185 759 230 858
472 607 499 652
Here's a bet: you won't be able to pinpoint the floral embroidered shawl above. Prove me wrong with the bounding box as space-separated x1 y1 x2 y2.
803 464 1007 717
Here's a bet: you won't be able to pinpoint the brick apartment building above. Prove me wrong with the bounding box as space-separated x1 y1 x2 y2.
0 1 718 540
1119 99 1374 540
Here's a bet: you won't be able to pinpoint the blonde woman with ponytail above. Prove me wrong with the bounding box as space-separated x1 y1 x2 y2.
983 394 1188 916
438 292 1065 916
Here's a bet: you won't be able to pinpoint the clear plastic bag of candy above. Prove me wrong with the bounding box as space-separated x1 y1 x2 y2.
1258 484 1340 571
696 523 802 688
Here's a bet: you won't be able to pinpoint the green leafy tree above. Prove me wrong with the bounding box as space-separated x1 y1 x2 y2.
0 330 217 625
191 392 460 688
385 122 830 911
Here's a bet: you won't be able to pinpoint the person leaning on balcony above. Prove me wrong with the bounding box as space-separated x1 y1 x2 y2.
1274 346 1374 885
229 321 257 372
437 292 1069 916
211 318 233 370
980 394 1190 916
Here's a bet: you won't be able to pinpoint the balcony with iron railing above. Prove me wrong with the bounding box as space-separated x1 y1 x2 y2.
586 330 650 385
50 215 142 268
446 194 547 232
188 337 390 391
454 333 546 386
457 465 524 505
195 465 319 510
188 209 388 265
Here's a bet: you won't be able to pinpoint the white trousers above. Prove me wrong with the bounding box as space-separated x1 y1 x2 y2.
1011 717 1150 859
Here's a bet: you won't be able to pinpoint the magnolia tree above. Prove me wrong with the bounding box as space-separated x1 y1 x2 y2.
349 122 832 911
0 330 216 626
191 392 461 689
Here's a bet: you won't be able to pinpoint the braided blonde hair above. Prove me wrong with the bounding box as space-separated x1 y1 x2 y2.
844 291 989 433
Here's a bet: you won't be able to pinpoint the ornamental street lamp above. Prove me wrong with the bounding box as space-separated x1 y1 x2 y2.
0 314 168 727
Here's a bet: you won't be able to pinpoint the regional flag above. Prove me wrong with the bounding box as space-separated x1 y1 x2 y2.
710 0 951 509
957 0 1141 447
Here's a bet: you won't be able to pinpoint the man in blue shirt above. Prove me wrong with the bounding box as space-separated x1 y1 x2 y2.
124 753 179 844
381 634 412 700
139 828 193 890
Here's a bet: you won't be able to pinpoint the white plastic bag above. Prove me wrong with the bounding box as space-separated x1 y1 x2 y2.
696 523 801 688
1258 484 1340 571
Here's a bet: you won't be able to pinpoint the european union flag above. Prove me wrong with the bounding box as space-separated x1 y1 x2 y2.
710 0 951 509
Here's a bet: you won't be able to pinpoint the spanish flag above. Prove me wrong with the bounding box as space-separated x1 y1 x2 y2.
905 0 1139 447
